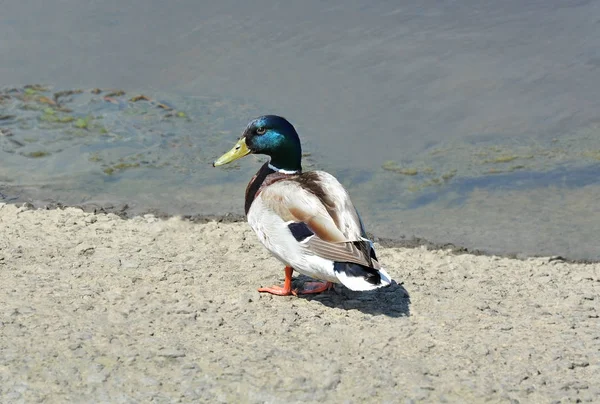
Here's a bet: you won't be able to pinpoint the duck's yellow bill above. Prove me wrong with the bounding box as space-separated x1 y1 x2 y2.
213 138 250 166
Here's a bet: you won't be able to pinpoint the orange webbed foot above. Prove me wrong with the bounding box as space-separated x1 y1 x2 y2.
297 281 333 295
258 266 295 296
258 267 334 297
257 285 295 296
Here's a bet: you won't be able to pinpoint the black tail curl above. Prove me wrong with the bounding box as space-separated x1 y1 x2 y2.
333 261 381 285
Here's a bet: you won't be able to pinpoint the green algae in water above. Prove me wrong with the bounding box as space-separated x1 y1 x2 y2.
406 184 423 192
74 117 91 129
484 154 534 164
40 110 75 124
25 151 50 158
20 103 44 111
130 95 151 102
1 84 263 192
105 89 126 97
485 155 518 164
441 170 457 181
24 84 48 92
54 89 84 100
103 162 140 175
382 161 418 175
39 114 58 123
401 168 419 176
582 150 600 160
37 96 56 106
89 153 102 162
39 108 58 122
381 161 458 191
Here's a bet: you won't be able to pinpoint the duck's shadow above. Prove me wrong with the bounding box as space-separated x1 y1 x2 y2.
293 276 410 317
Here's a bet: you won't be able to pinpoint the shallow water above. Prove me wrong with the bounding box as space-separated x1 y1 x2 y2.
2 1 600 259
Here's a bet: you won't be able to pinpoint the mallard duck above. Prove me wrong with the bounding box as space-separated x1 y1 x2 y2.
213 115 392 296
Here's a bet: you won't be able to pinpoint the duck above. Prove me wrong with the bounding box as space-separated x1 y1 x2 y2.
213 115 392 296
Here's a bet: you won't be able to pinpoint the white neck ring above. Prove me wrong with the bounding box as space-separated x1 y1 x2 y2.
268 163 298 174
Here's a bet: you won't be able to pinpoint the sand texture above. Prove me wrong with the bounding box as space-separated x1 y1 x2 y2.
0 203 598 403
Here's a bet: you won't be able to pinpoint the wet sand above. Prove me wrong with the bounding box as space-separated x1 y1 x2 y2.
0 203 598 402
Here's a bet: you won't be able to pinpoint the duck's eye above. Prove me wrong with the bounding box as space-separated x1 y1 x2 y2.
256 127 266 135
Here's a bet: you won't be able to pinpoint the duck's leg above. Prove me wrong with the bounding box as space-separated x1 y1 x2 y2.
258 266 294 296
297 281 333 295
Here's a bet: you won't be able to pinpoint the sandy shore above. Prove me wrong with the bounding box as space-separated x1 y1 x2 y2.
0 203 598 403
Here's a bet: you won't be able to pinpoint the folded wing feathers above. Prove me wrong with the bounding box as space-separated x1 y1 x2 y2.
261 173 380 269
304 237 381 269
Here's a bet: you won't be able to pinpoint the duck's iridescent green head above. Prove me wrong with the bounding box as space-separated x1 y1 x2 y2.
213 115 302 172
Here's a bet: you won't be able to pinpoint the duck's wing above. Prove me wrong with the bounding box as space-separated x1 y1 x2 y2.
293 171 366 239
259 171 378 268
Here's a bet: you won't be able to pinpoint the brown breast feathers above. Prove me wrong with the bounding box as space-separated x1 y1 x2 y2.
244 163 293 215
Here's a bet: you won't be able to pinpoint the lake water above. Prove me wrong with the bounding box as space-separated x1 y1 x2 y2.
2 0 600 260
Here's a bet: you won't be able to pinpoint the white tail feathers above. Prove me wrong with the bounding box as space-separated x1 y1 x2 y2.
336 267 392 291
